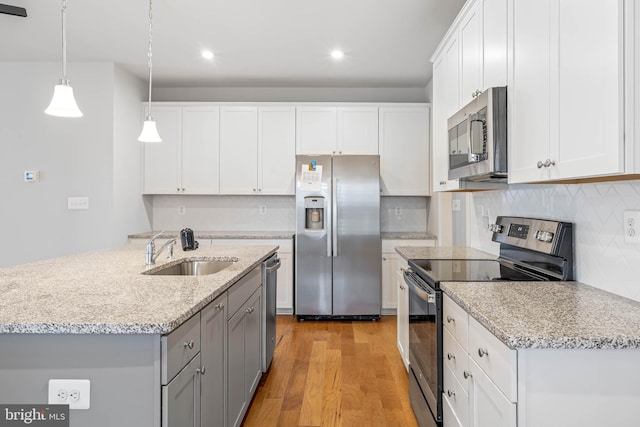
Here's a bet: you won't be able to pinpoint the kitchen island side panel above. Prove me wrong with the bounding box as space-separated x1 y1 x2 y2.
0 334 161 427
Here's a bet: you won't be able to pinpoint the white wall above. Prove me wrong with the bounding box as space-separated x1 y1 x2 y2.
0 62 150 267
468 181 640 302
153 87 428 103
112 66 153 246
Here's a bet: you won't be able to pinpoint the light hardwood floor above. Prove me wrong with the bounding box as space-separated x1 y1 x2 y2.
242 315 419 427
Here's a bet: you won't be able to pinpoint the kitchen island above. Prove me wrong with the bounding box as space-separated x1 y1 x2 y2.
0 243 278 427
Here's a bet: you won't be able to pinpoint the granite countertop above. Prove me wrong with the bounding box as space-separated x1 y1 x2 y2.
129 231 295 240
0 244 277 335
442 281 640 350
395 246 495 261
381 232 437 240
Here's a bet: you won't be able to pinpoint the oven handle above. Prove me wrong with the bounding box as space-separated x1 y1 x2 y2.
403 270 436 304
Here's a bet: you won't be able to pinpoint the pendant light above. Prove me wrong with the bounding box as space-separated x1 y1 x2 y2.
45 0 83 118
138 0 161 142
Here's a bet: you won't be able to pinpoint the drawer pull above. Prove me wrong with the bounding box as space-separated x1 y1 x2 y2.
184 340 194 349
197 366 206 375
478 347 489 358
446 315 455 324
447 353 455 361
463 370 473 379
446 390 456 398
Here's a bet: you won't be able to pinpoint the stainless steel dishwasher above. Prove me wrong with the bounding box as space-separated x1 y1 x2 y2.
262 254 281 372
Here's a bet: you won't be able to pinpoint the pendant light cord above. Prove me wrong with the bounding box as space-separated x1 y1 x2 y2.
61 0 68 84
146 0 154 118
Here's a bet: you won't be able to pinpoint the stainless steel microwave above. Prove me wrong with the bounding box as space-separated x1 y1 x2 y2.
447 86 507 181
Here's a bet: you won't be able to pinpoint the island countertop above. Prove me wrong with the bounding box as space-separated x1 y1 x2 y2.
0 244 277 335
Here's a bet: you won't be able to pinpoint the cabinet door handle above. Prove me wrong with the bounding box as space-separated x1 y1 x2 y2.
440 180 447 185
399 284 405 291
184 340 194 349
537 159 556 169
463 370 473 379
446 315 455 324
447 352 455 361
215 303 223 310
246 307 251 313
447 390 456 398
197 366 206 375
478 347 489 358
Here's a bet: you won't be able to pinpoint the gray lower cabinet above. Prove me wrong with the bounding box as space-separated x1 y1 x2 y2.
162 354 202 427
228 287 262 427
201 293 228 427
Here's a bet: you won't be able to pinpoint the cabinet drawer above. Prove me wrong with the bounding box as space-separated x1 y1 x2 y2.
228 267 261 319
443 390 465 427
468 316 517 402
443 327 470 394
443 364 469 427
443 294 469 350
161 313 201 384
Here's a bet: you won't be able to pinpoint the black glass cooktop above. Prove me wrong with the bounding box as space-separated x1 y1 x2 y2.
408 259 552 289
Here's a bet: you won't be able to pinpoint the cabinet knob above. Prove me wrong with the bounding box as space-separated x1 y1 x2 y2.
215 303 223 310
197 366 206 375
447 352 455 361
399 284 405 291
383 257 387 261
177 188 180 192
447 390 456 398
537 159 556 169
253 189 256 192
184 340 194 349
478 347 489 358
246 307 251 313
181 188 185 192
446 315 455 324
463 370 473 379
338 151 342 154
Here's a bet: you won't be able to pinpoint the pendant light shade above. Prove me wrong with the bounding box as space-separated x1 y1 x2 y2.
45 0 83 118
138 0 161 142
139 118 162 143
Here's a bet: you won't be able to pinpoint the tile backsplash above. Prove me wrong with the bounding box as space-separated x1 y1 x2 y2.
152 195 429 233
468 180 640 302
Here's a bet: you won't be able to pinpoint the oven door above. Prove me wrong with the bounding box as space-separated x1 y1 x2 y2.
404 269 442 425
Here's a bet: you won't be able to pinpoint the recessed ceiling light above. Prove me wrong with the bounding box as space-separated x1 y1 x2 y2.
331 50 345 60
201 50 215 60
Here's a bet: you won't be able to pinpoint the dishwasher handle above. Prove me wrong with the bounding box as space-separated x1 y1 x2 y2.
265 258 281 273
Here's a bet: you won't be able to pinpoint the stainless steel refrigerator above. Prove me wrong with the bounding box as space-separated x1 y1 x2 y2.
295 155 381 319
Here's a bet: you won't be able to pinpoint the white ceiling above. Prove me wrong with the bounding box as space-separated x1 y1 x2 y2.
0 0 465 88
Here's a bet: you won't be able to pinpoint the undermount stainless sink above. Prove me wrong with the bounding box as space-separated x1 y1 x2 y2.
144 259 237 276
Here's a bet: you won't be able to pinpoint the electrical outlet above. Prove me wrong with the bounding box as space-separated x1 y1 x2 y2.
48 379 90 409
624 211 640 244
395 206 401 216
452 199 461 212
259 205 267 215
178 205 186 215
67 197 89 210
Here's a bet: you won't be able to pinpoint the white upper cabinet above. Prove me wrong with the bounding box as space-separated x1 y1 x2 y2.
296 106 379 155
182 107 221 194
258 106 296 195
482 0 508 89
459 3 483 106
295 107 337 154
508 0 624 183
220 107 259 194
143 106 220 195
220 106 296 195
337 107 379 154
430 0 507 192
379 106 431 196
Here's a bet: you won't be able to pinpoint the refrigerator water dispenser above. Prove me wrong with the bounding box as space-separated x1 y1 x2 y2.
304 197 324 231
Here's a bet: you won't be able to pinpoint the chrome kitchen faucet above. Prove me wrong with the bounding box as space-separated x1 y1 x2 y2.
145 232 176 266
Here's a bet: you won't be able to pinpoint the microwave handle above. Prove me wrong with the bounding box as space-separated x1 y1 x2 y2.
468 117 485 162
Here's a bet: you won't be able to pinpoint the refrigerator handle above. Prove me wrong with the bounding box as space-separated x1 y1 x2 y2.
332 178 338 258
327 197 332 257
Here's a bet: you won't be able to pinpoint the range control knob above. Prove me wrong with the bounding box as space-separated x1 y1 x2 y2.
488 224 504 233
535 230 554 243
